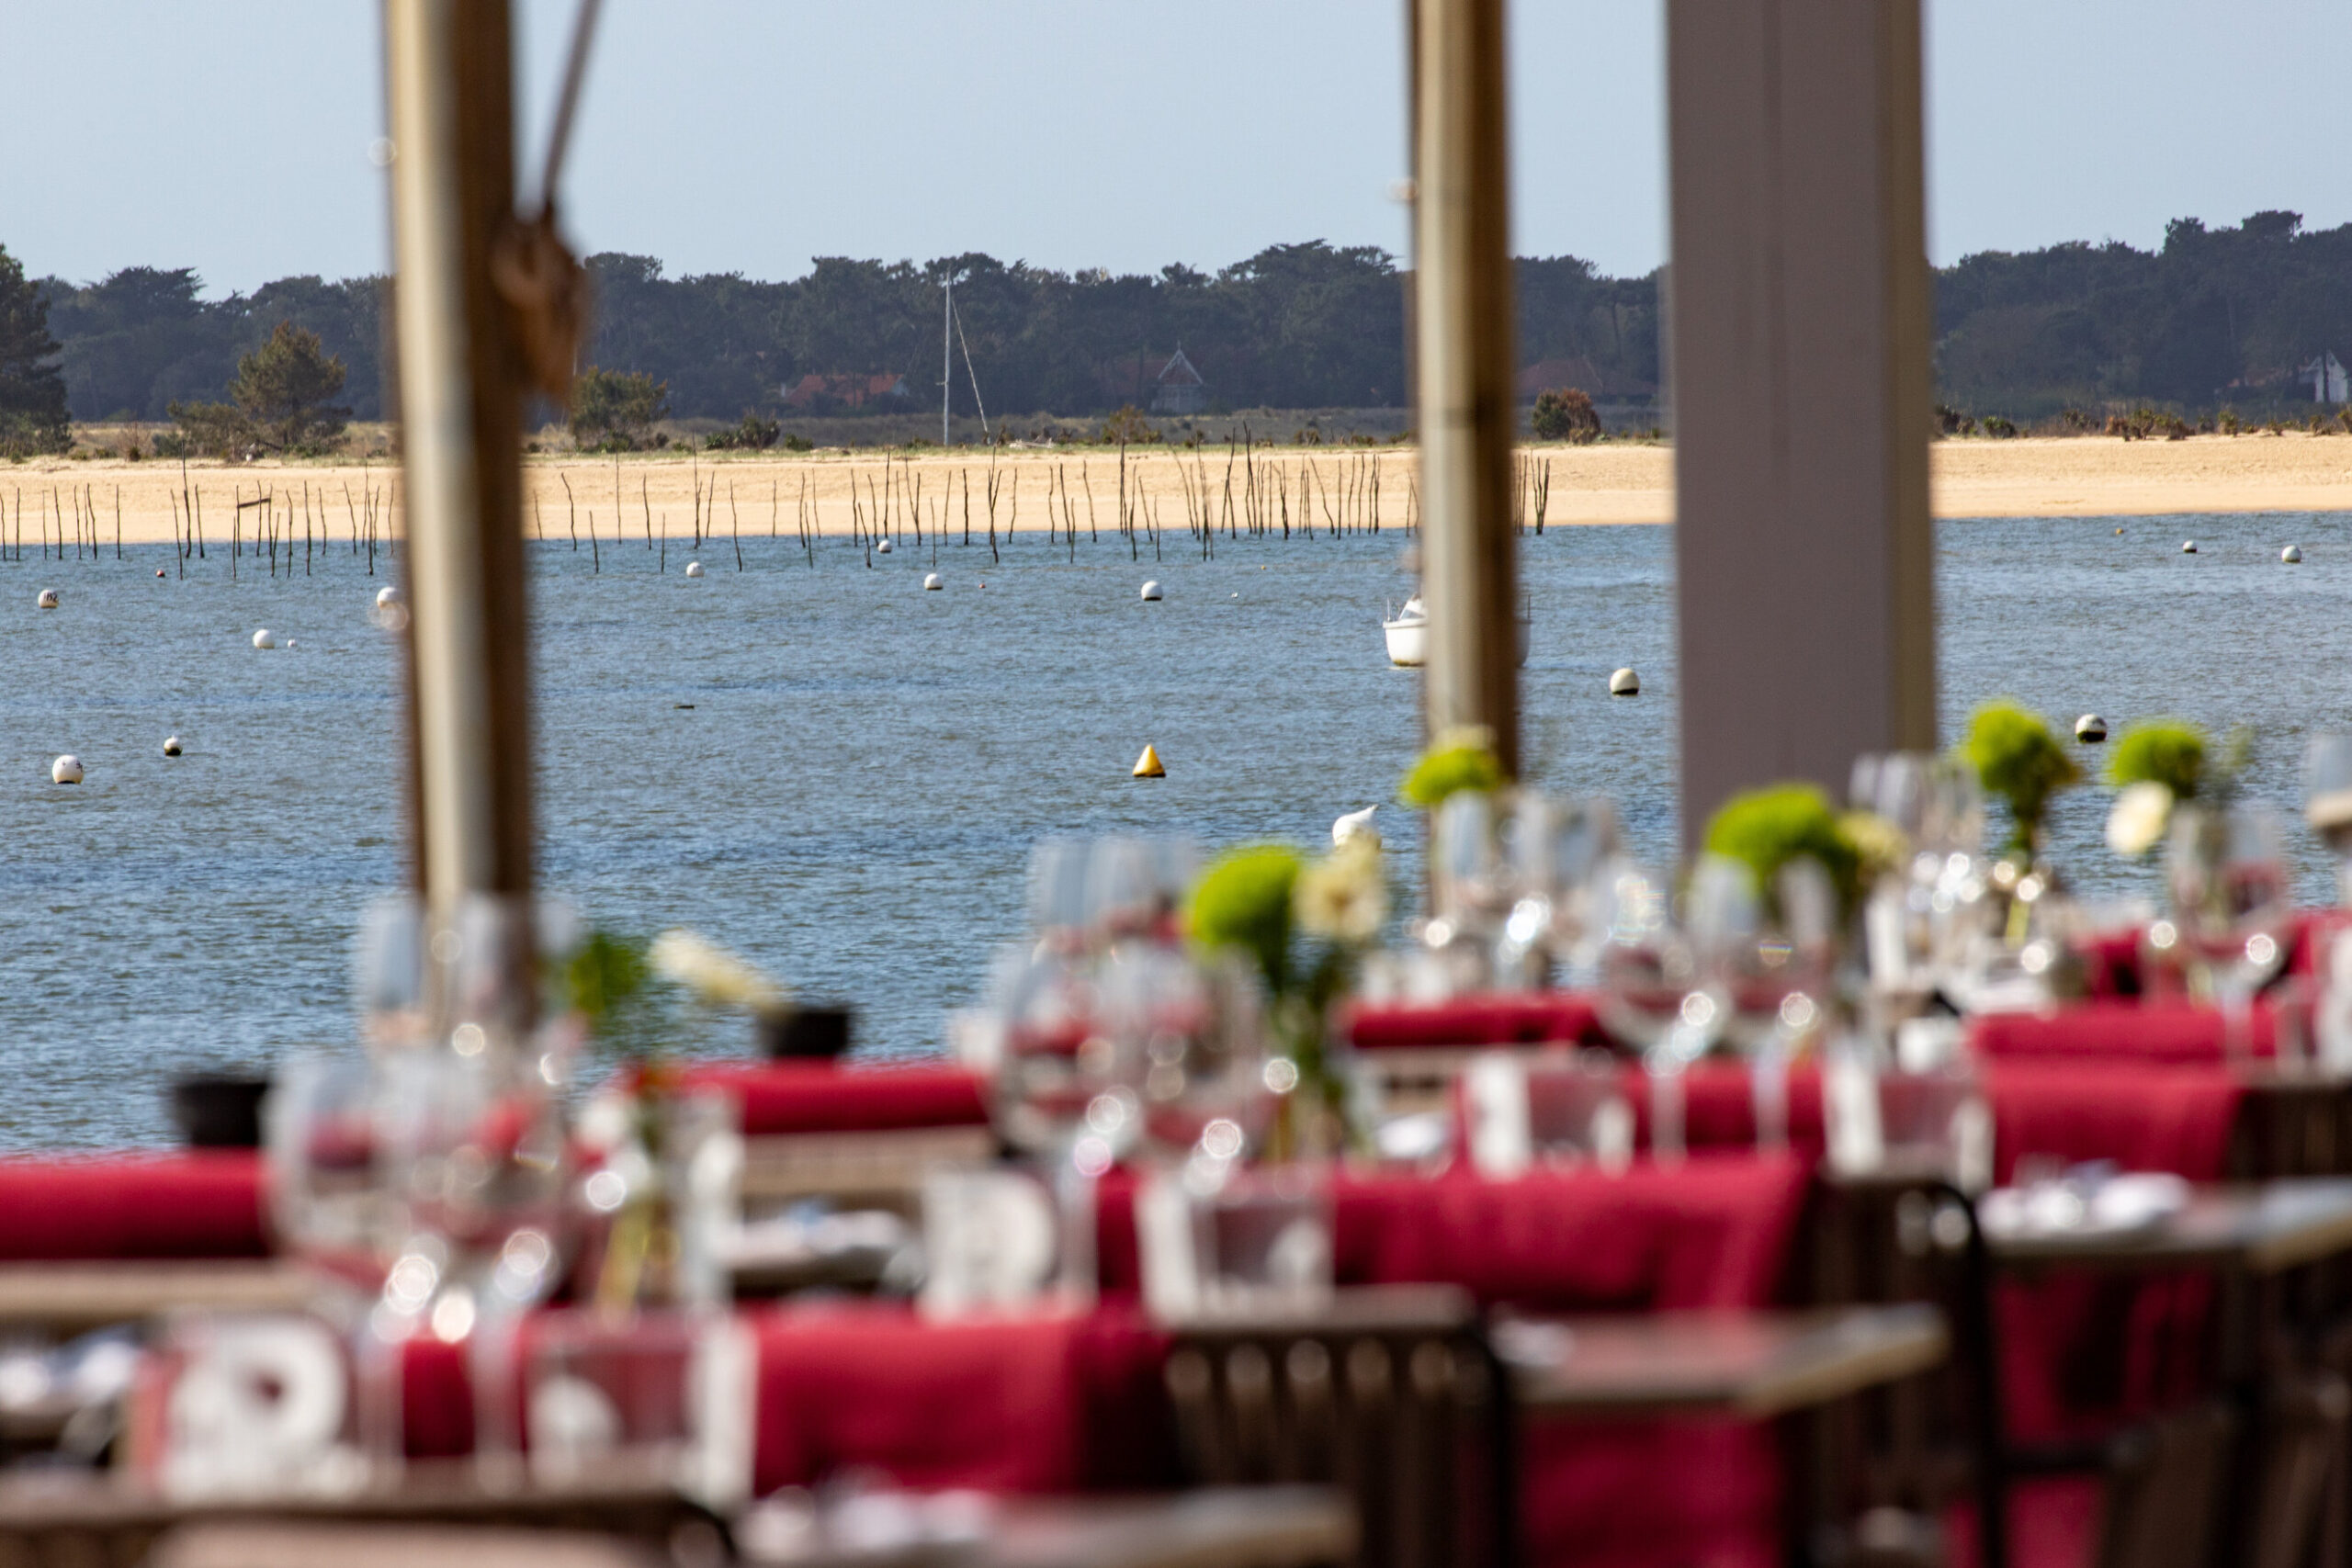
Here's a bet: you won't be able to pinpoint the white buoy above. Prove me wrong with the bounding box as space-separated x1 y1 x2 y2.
252 629 276 649
685 561 704 578
2283 545 2303 563
36 589 57 609
163 736 183 757
1609 668 1640 696
923 573 943 591
2075 714 2107 743
1332 806 1378 845
154 569 165 579
375 585 401 607
2182 541 2198 554
876 538 894 555
1140 581 1162 602
51 755 82 785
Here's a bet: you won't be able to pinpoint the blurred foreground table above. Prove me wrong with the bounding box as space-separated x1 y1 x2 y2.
0 1261 314 1333
1983 1178 2352 1275
1502 1303 1950 1419
737 1486 1356 1568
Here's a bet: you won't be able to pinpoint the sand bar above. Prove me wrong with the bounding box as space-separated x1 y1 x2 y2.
6 433 2351 548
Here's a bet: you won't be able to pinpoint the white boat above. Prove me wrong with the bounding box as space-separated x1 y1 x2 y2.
1381 594 1531 667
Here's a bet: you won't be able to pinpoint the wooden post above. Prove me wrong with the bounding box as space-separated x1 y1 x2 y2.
1410 0 1519 773
384 0 535 913
1666 0 1937 846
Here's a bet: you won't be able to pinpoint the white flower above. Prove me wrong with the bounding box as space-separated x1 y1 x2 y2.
2106 782 2174 858
1295 837 1388 944
650 929 786 1010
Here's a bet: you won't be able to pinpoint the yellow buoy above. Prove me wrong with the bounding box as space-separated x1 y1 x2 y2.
1132 744 1166 779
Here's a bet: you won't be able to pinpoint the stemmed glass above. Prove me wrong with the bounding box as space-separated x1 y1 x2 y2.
2307 736 2352 905
1497 794 1620 989
1592 858 1731 1161
1100 945 1271 1187
2167 805 2292 1065
1719 860 1836 1152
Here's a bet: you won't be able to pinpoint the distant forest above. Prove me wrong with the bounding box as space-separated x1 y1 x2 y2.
29 210 2352 428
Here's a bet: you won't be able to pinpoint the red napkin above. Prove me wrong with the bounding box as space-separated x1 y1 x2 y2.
673 1062 990 1136
1970 999 2277 1066
749 1303 1172 1498
0 1152 268 1261
1344 994 1610 1051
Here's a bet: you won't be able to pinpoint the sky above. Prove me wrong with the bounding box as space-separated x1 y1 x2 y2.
7 1 2351 296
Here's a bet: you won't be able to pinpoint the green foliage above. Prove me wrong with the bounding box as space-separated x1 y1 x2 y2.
1530 387 1600 443
1702 784 1863 916
1098 405 1157 445
1980 414 2018 438
2107 719 2208 800
704 410 782 451
1187 844 1305 996
1963 700 2080 854
230 321 349 451
1400 734 1508 808
163 399 250 458
0 244 69 457
558 928 675 1062
570 366 669 448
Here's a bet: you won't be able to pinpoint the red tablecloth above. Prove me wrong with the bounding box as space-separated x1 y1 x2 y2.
673 1062 990 1136
0 1152 268 1261
1346 995 1611 1052
1970 998 2278 1066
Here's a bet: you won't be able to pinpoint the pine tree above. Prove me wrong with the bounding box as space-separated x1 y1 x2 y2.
0 244 70 457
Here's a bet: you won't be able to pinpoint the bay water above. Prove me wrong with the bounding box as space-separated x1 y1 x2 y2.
5 511 2347 1147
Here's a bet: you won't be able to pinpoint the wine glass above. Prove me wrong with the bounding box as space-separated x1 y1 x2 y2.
1497 793 1620 989
1719 860 1835 1152
2306 735 2352 905
2167 804 2292 1064
1592 858 1727 1161
1100 945 1270 1185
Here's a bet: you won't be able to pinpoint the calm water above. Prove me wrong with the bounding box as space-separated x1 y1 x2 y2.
5 511 2348 1148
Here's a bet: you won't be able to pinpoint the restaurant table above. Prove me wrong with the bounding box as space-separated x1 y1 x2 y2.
1502 1303 1950 1420
0 1462 718 1568
1982 1178 2352 1277
0 1259 313 1333
731 1487 1358 1568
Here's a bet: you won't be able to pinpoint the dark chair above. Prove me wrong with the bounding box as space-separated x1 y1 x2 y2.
2091 1402 2239 1568
1159 1284 1515 1568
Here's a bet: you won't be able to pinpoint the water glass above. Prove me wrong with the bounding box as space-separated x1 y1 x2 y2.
2167 804 2292 1062
1591 857 1723 1160
2307 735 2352 904
1099 945 1270 1170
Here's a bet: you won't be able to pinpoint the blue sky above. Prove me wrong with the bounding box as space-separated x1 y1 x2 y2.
9 1 2350 294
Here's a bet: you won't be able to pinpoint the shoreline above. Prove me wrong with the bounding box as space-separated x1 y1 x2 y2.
6 433 2351 547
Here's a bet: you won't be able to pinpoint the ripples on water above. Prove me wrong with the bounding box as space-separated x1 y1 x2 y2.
3 512 2347 1147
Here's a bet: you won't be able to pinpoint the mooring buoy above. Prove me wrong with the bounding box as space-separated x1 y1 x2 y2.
36 589 57 609
1140 581 1162 602
252 629 276 649
163 736 183 757
376 585 401 607
685 561 704 578
1133 744 1166 779
2075 714 2107 742
1610 668 1640 696
924 573 943 591
51 755 82 784
2283 545 2304 564
2182 541 2198 554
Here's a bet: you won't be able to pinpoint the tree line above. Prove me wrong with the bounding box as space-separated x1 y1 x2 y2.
5 210 2351 456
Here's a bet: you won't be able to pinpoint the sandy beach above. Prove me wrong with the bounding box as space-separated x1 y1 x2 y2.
8 432 2352 549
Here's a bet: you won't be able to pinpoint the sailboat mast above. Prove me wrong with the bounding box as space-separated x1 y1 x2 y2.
943 276 953 447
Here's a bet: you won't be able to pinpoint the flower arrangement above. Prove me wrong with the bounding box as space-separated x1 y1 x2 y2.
2104 719 2247 857
1702 783 1864 919
1187 833 1388 1155
1399 726 1507 808
1962 700 2079 858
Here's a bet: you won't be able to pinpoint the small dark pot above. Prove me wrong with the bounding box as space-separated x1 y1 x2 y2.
171 1075 272 1149
758 1005 853 1060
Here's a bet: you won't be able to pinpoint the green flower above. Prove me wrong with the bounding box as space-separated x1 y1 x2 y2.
1186 844 1305 994
1400 727 1507 808
1962 700 2079 855
1702 784 1862 917
2107 719 2206 801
